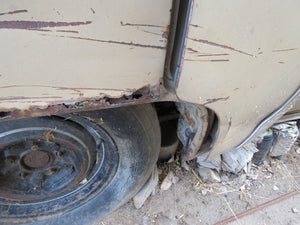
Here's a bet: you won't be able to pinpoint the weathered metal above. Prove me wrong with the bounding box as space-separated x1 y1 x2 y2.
176 103 209 160
176 0 300 158
0 0 172 110
0 0 299 161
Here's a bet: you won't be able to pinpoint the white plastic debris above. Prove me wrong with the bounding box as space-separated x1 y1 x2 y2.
272 185 279 191
197 152 221 172
270 122 299 157
221 142 258 174
172 176 180 184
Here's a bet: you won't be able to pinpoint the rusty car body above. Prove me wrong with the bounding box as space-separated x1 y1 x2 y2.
0 0 299 224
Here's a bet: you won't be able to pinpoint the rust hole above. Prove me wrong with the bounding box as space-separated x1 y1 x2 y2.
0 111 11 118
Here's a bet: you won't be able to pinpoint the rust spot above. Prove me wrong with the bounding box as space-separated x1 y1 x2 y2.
184 108 196 128
272 48 298 52
228 117 232 132
162 25 169 39
0 9 28 16
278 61 285 64
0 21 92 30
203 96 230 106
61 35 166 50
189 38 255 57
90 8 95 14
120 21 164 28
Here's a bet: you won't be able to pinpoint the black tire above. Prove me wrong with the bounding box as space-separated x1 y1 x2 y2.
0 104 160 225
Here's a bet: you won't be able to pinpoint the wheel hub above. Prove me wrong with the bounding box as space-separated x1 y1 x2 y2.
0 114 119 223
0 116 100 201
21 150 52 170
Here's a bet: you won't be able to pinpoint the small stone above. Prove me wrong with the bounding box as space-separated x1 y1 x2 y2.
240 184 246 192
247 193 252 199
161 171 174 191
218 186 228 197
201 190 207 196
151 188 156 196
80 178 87 184
291 207 299 213
172 176 179 184
142 215 149 225
197 166 221 183
272 185 279 191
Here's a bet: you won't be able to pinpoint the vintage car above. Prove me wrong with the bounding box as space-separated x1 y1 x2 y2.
0 0 299 224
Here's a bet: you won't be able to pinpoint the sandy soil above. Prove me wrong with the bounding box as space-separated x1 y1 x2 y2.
94 144 300 225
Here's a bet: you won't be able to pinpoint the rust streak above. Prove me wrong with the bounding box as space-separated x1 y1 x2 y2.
0 84 127 92
0 9 28 16
197 53 229 57
189 38 255 57
186 48 198 53
0 96 63 101
63 35 166 50
184 108 196 128
0 21 92 30
28 28 51 32
56 30 79 34
120 21 164 28
141 30 161 36
190 24 203 28
203 96 230 106
272 48 298 52
185 59 229 62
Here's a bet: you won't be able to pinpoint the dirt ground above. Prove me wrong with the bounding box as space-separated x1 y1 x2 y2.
94 143 300 225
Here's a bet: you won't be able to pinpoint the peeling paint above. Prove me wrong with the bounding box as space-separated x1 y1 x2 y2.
0 82 168 122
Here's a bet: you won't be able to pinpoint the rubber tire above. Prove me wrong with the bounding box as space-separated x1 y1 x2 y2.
1 104 161 225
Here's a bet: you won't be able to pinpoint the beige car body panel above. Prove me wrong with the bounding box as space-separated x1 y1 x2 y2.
0 0 299 157
0 0 172 110
176 0 300 157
